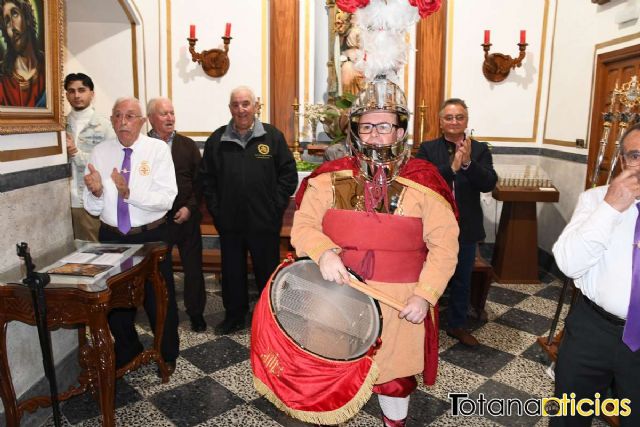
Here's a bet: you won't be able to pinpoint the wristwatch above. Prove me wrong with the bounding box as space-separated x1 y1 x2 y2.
461 160 472 170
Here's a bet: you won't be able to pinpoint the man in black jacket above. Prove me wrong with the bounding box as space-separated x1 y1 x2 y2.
417 98 497 347
148 97 207 333
200 86 298 335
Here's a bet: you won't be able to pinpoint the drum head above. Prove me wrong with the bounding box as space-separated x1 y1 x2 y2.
269 259 382 361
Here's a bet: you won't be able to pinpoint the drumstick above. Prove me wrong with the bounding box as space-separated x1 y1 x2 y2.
347 277 405 312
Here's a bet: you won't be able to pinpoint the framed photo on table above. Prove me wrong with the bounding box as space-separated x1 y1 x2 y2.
0 0 64 135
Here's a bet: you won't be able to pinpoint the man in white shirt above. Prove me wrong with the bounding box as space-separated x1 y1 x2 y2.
83 97 179 373
552 123 640 426
65 73 114 241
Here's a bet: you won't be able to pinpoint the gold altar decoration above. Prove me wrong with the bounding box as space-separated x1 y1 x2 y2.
292 99 302 162
590 76 640 187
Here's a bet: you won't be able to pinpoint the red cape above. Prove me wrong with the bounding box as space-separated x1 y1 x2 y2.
295 156 458 218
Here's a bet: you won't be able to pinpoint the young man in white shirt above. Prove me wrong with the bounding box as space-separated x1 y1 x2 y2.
65 73 114 241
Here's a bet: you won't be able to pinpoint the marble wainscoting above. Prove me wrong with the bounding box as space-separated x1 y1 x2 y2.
0 176 78 422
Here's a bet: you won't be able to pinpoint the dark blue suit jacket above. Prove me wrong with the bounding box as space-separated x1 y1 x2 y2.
416 136 497 243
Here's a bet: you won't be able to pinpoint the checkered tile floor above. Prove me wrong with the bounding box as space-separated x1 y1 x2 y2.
44 259 609 427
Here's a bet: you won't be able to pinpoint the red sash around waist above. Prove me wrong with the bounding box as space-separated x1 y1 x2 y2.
322 209 427 282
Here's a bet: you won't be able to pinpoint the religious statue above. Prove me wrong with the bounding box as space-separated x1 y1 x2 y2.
334 10 364 97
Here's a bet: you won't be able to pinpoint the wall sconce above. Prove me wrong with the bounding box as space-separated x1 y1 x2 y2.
187 23 232 78
481 30 528 83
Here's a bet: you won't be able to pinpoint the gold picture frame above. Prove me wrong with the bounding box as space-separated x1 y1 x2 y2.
0 0 64 135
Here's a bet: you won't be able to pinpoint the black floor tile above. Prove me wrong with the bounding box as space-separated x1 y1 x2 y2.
440 343 515 377
495 308 552 336
469 379 540 426
203 310 226 331
538 270 556 284
438 307 487 331
150 377 244 427
535 282 573 303
180 336 249 373
62 378 142 424
251 396 317 426
487 286 529 306
520 341 552 366
363 389 450 426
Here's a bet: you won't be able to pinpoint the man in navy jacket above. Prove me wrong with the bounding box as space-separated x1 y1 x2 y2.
417 98 497 346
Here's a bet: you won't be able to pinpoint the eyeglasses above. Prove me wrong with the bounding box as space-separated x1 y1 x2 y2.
112 113 143 122
358 122 397 134
441 114 467 123
622 151 640 166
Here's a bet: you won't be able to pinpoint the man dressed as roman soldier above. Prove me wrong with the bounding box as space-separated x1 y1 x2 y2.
291 76 459 426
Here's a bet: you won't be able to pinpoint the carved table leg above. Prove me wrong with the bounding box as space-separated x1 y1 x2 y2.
89 305 115 427
0 320 20 427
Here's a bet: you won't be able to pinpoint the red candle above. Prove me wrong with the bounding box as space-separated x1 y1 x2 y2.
520 30 526 44
484 30 490 44
225 22 232 38
190 24 196 39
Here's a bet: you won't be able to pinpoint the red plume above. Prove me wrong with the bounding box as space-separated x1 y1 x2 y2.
336 0 370 13
408 0 442 18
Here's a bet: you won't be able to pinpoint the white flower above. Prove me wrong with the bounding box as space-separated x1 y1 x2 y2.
304 103 328 124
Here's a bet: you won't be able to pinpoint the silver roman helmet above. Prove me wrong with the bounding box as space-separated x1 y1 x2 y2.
348 77 410 182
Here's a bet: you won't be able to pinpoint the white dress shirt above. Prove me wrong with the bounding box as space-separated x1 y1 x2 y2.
552 185 634 318
83 134 177 227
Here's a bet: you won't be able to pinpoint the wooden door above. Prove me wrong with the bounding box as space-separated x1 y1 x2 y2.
270 0 299 149
413 1 447 149
587 44 640 188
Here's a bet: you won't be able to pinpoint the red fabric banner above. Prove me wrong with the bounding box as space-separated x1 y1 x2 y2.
250 262 379 424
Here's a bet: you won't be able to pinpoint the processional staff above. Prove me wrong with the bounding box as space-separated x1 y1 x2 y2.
607 76 640 184
590 89 617 188
606 108 632 185
16 242 62 427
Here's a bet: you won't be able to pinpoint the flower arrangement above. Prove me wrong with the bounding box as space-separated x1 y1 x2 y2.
303 103 329 123
303 103 328 143
303 95 356 145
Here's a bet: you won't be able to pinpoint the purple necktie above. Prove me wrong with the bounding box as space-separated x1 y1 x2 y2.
623 204 640 352
117 148 132 234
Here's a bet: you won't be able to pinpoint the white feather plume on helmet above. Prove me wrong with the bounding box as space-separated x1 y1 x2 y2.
343 0 420 181
353 0 420 82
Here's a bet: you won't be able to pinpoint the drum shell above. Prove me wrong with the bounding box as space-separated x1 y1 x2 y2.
250 258 381 425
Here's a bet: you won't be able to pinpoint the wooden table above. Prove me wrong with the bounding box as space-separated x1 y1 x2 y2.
0 242 171 427
491 185 559 284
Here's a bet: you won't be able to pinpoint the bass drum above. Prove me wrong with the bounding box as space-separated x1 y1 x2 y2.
251 257 383 425
269 258 382 360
